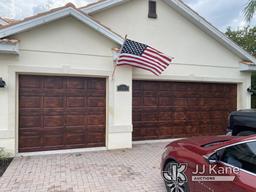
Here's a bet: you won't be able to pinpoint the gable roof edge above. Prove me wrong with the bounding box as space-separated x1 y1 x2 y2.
164 0 256 63
0 40 19 54
81 0 130 14
81 0 256 64
0 6 124 45
0 18 8 25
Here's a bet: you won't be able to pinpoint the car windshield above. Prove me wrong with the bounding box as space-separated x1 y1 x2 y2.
221 141 256 174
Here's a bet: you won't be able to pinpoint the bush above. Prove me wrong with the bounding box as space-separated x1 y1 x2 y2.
0 148 12 177
0 148 11 160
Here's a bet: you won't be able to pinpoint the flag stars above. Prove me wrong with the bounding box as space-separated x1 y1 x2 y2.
121 39 148 56
117 38 173 76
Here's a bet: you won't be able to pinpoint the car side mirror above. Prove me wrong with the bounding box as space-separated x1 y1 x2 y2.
208 158 218 164
208 151 221 164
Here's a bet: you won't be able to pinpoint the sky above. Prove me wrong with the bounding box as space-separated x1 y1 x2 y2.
0 0 255 32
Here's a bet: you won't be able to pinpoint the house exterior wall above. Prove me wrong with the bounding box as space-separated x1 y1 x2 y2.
0 16 132 154
92 0 251 108
0 0 252 155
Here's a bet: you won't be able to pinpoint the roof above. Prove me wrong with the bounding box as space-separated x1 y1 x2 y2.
0 38 19 44
1 18 20 25
80 0 256 64
0 18 20 54
0 17 8 25
0 0 255 64
0 3 124 45
81 0 129 14
0 38 19 54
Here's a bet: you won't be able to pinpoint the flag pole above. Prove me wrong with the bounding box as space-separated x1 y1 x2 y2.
111 35 128 80
111 59 118 80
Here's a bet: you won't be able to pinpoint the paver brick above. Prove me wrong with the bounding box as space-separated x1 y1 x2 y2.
0 142 170 192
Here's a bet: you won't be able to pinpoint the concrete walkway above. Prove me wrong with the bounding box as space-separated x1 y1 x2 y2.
0 142 169 192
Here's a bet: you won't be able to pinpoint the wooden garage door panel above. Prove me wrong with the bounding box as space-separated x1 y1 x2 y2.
19 75 106 152
67 97 85 107
19 136 42 149
19 96 41 108
19 116 41 128
19 76 42 88
132 81 237 141
67 77 85 89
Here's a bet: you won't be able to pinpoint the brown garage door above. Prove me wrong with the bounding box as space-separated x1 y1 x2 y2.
19 75 106 152
133 81 237 141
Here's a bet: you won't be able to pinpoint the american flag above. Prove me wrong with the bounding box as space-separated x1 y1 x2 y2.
116 39 173 76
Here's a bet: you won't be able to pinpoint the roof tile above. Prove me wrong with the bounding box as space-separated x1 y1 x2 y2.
0 38 19 44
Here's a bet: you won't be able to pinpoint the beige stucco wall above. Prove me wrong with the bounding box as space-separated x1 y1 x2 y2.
0 16 132 154
0 0 252 155
92 0 251 108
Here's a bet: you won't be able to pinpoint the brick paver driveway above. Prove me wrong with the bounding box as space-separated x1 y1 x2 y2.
0 142 170 192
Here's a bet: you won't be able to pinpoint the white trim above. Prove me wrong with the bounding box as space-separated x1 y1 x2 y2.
81 0 256 64
0 42 19 54
9 66 112 77
133 138 182 145
240 64 256 72
70 8 123 44
81 0 130 14
7 65 112 154
0 130 14 139
171 62 240 69
17 147 107 157
133 74 246 83
109 125 133 133
0 7 124 45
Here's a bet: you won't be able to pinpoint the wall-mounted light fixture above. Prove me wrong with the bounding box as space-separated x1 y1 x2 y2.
247 86 256 95
0 78 6 88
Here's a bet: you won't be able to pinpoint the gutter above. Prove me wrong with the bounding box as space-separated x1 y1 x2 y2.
0 40 19 55
240 63 256 72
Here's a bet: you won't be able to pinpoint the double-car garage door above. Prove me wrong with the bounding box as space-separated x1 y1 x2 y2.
19 75 237 152
19 75 106 152
132 80 237 141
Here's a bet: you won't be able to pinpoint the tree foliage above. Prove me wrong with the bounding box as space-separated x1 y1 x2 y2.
225 26 256 108
244 0 256 22
226 26 256 56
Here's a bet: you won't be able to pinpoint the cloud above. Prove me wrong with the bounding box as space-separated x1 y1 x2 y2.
0 0 97 20
0 0 256 32
184 0 256 31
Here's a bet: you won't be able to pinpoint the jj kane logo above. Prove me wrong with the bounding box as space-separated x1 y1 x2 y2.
162 163 188 192
163 162 240 192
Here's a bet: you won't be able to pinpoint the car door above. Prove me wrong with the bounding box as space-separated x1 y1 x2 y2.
205 140 256 192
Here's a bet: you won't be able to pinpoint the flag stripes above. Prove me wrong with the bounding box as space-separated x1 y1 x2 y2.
116 39 173 76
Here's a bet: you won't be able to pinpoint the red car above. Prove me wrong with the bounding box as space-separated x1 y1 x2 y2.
161 135 256 192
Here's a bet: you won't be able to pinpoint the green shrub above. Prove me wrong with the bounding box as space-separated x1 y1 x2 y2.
0 148 11 160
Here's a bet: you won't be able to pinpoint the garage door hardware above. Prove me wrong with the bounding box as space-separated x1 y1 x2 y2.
117 84 129 92
0 78 6 88
247 86 256 95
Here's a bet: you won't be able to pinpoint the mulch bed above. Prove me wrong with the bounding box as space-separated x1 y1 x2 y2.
0 158 13 177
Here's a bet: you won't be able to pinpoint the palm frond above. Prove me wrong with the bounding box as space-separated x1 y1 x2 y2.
244 0 256 22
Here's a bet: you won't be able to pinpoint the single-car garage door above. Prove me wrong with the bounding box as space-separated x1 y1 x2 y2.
19 75 106 152
133 81 237 141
